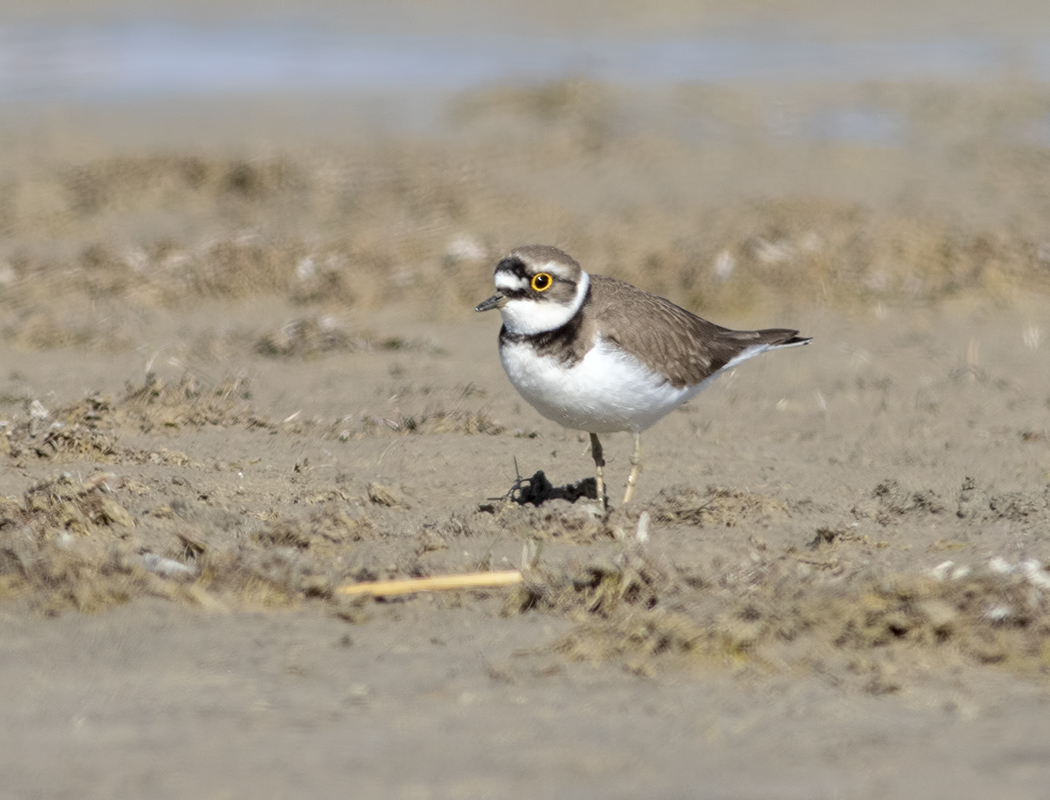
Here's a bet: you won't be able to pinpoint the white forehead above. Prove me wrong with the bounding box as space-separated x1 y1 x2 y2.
494 272 528 291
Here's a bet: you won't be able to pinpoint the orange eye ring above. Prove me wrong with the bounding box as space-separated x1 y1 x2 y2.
530 272 553 292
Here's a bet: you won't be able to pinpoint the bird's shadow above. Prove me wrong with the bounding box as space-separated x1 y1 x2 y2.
501 469 599 507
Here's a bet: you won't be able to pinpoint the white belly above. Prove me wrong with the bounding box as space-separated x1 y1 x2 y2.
499 337 715 434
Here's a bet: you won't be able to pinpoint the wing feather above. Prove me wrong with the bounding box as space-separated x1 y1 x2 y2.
589 275 806 388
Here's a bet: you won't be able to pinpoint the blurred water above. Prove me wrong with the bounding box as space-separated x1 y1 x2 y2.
1 23 1048 143
3 24 1047 97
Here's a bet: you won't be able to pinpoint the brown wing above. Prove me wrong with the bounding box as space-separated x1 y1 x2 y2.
589 275 807 389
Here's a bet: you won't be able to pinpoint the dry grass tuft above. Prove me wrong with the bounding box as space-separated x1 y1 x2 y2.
0 474 150 613
254 315 443 359
509 551 1050 687
122 372 268 432
650 485 790 527
4 395 120 462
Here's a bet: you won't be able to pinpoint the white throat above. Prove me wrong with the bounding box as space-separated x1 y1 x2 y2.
499 272 590 335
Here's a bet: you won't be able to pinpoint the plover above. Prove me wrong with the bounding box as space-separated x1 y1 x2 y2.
476 245 811 507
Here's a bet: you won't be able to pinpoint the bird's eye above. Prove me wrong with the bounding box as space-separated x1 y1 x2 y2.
530 272 553 292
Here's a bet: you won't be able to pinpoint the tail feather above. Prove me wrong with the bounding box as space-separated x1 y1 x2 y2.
775 335 812 348
751 328 812 349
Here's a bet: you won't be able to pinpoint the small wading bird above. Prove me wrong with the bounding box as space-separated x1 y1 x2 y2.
476 245 811 508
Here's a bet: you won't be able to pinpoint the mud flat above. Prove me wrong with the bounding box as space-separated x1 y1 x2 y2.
3 3 1050 797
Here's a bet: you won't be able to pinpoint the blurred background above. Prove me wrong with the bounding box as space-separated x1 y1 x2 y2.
2 0 1050 339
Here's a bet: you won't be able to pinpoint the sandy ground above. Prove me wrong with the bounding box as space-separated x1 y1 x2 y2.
3 3 1050 798
6 290 1050 800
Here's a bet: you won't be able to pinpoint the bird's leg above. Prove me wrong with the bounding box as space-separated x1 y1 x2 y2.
589 432 606 509
622 432 642 504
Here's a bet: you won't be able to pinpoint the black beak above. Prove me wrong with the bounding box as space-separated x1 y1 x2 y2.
475 292 506 312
